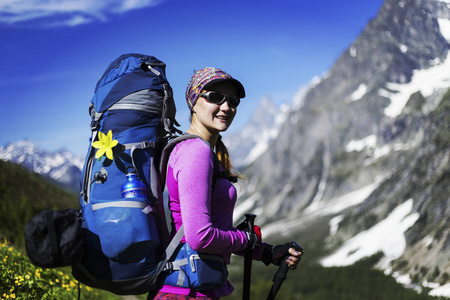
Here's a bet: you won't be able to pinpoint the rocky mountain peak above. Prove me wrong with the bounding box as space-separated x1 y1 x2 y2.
231 0 450 294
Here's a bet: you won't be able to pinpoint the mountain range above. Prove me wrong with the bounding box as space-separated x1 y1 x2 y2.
0 139 84 192
0 0 449 297
231 0 450 297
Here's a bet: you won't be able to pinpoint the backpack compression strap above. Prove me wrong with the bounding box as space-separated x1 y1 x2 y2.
154 224 185 277
157 224 225 287
80 107 102 202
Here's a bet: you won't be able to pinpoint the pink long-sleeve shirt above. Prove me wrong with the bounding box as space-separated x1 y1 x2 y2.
159 138 250 298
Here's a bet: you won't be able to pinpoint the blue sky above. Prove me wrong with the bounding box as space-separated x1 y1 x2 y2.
0 0 384 156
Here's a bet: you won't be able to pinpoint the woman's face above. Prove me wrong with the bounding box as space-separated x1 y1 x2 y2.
192 81 238 133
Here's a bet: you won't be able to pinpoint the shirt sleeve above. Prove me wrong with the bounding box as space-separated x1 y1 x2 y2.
170 139 248 254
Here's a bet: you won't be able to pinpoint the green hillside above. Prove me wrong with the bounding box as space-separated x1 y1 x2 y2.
0 159 78 249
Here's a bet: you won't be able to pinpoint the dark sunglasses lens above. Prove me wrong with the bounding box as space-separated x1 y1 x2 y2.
203 92 240 107
229 97 240 107
209 93 225 104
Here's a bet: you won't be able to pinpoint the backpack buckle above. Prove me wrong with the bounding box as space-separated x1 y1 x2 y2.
90 119 99 131
140 141 156 149
90 110 103 131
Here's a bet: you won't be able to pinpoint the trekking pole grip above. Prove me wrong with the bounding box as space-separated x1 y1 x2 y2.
265 257 290 300
266 241 302 300
244 213 256 233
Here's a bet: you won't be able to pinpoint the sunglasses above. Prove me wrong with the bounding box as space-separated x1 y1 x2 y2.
199 91 240 108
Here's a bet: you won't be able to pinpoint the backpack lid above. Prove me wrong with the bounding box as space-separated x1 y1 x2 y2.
92 54 169 114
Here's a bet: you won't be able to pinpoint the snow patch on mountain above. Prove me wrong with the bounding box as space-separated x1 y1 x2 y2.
383 51 450 118
262 179 383 238
438 18 450 41
429 283 450 297
345 134 377 152
321 199 419 268
399 44 408 53
305 179 383 216
329 215 345 235
347 83 368 102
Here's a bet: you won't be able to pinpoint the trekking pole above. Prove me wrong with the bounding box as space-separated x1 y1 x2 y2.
242 213 257 300
266 241 303 300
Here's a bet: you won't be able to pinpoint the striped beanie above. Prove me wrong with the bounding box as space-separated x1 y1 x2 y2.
185 67 245 111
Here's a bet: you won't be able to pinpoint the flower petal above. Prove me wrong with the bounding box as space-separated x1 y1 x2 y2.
92 141 103 149
98 131 106 143
106 148 114 160
95 148 106 159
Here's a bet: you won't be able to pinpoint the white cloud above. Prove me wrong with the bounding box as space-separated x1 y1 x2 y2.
0 0 160 27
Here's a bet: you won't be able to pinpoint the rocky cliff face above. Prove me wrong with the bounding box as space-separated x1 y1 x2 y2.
234 0 450 290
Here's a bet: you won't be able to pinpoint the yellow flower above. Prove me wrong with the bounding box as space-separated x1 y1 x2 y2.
92 130 118 160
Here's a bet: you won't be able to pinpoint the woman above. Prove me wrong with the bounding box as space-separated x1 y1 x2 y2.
153 67 302 300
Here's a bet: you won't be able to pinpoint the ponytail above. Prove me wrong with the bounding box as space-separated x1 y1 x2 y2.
216 135 245 180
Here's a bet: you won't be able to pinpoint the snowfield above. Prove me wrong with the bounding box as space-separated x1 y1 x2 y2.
321 199 419 268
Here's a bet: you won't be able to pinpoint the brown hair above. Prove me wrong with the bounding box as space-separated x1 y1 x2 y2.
216 136 245 180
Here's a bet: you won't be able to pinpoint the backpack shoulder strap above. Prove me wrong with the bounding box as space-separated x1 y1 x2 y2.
159 134 237 193
159 134 199 190
157 135 238 273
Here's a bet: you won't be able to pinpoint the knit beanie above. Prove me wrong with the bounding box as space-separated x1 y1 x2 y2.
185 67 245 111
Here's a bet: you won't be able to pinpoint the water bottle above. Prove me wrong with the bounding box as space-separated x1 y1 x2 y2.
121 166 147 198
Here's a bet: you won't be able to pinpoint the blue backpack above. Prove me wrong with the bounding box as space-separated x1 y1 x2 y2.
72 53 183 295
72 53 236 296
